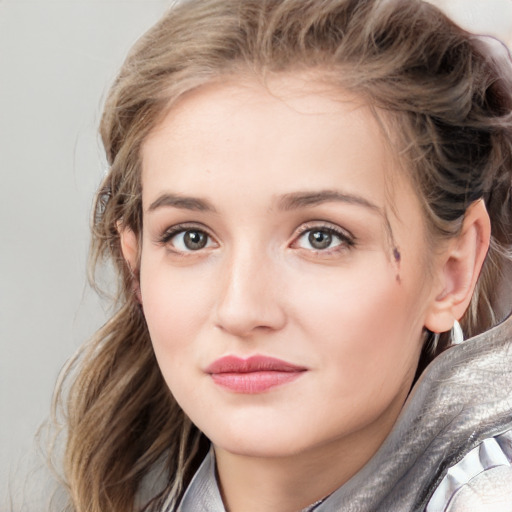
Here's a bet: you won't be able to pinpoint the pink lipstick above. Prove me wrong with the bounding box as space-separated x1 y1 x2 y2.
205 355 307 393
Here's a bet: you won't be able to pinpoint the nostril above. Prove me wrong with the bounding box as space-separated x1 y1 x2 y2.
214 291 286 337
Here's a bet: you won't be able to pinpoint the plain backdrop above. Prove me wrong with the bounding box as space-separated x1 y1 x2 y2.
0 1 170 508
1 0 511 509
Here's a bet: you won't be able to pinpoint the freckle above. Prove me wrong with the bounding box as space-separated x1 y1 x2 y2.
396 273 401 284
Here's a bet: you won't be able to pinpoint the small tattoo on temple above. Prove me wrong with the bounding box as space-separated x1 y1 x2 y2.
393 247 401 283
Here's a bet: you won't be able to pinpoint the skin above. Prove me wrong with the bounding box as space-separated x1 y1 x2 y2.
121 74 490 512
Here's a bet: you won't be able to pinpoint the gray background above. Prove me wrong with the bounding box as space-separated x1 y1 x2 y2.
1 0 511 509
0 1 170 508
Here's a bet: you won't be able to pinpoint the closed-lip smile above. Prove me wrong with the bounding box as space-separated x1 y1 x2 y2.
205 355 307 393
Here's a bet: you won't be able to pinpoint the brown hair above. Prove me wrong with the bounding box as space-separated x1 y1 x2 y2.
52 0 512 510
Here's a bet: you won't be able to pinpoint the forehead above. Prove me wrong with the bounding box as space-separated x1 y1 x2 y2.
141 73 408 211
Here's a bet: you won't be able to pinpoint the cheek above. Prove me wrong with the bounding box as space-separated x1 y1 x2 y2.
138 258 214 385
142 275 202 341
141 288 215 421
140 247 214 325
291 260 425 388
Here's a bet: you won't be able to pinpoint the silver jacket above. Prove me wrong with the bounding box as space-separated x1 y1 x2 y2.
174 314 512 512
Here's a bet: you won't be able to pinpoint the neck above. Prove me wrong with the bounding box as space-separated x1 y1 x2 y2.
213 399 403 512
214 447 342 512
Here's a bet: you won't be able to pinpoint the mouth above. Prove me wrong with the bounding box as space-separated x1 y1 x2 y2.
205 355 307 393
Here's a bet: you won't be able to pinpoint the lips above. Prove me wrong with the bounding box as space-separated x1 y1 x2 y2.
205 355 307 393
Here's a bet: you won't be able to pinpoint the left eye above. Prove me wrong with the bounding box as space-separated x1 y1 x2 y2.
167 229 214 252
294 228 349 251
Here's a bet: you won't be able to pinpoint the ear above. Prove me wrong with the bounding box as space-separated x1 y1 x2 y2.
118 222 142 303
424 200 491 333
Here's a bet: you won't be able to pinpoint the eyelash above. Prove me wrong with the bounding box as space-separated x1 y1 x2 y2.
292 223 355 254
157 222 355 254
158 223 217 253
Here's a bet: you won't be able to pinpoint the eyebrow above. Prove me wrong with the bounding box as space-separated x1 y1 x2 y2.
147 189 381 214
147 193 217 213
277 189 381 213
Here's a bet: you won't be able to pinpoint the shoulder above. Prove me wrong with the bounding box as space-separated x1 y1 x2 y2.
426 430 512 512
446 465 512 512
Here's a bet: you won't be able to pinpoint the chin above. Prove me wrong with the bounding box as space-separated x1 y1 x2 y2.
202 418 322 459
214 436 308 459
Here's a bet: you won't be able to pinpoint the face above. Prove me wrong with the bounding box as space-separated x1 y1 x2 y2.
136 74 437 461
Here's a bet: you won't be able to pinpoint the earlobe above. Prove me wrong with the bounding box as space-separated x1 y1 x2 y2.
118 222 142 303
424 200 491 334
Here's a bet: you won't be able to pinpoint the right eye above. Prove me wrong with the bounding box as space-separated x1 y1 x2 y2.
161 227 216 252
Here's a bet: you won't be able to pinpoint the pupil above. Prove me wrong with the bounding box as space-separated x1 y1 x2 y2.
184 230 207 250
309 230 332 249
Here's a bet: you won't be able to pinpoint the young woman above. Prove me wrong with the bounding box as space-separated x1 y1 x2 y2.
52 0 512 510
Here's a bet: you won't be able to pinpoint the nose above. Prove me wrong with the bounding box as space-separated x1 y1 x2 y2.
214 246 287 338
